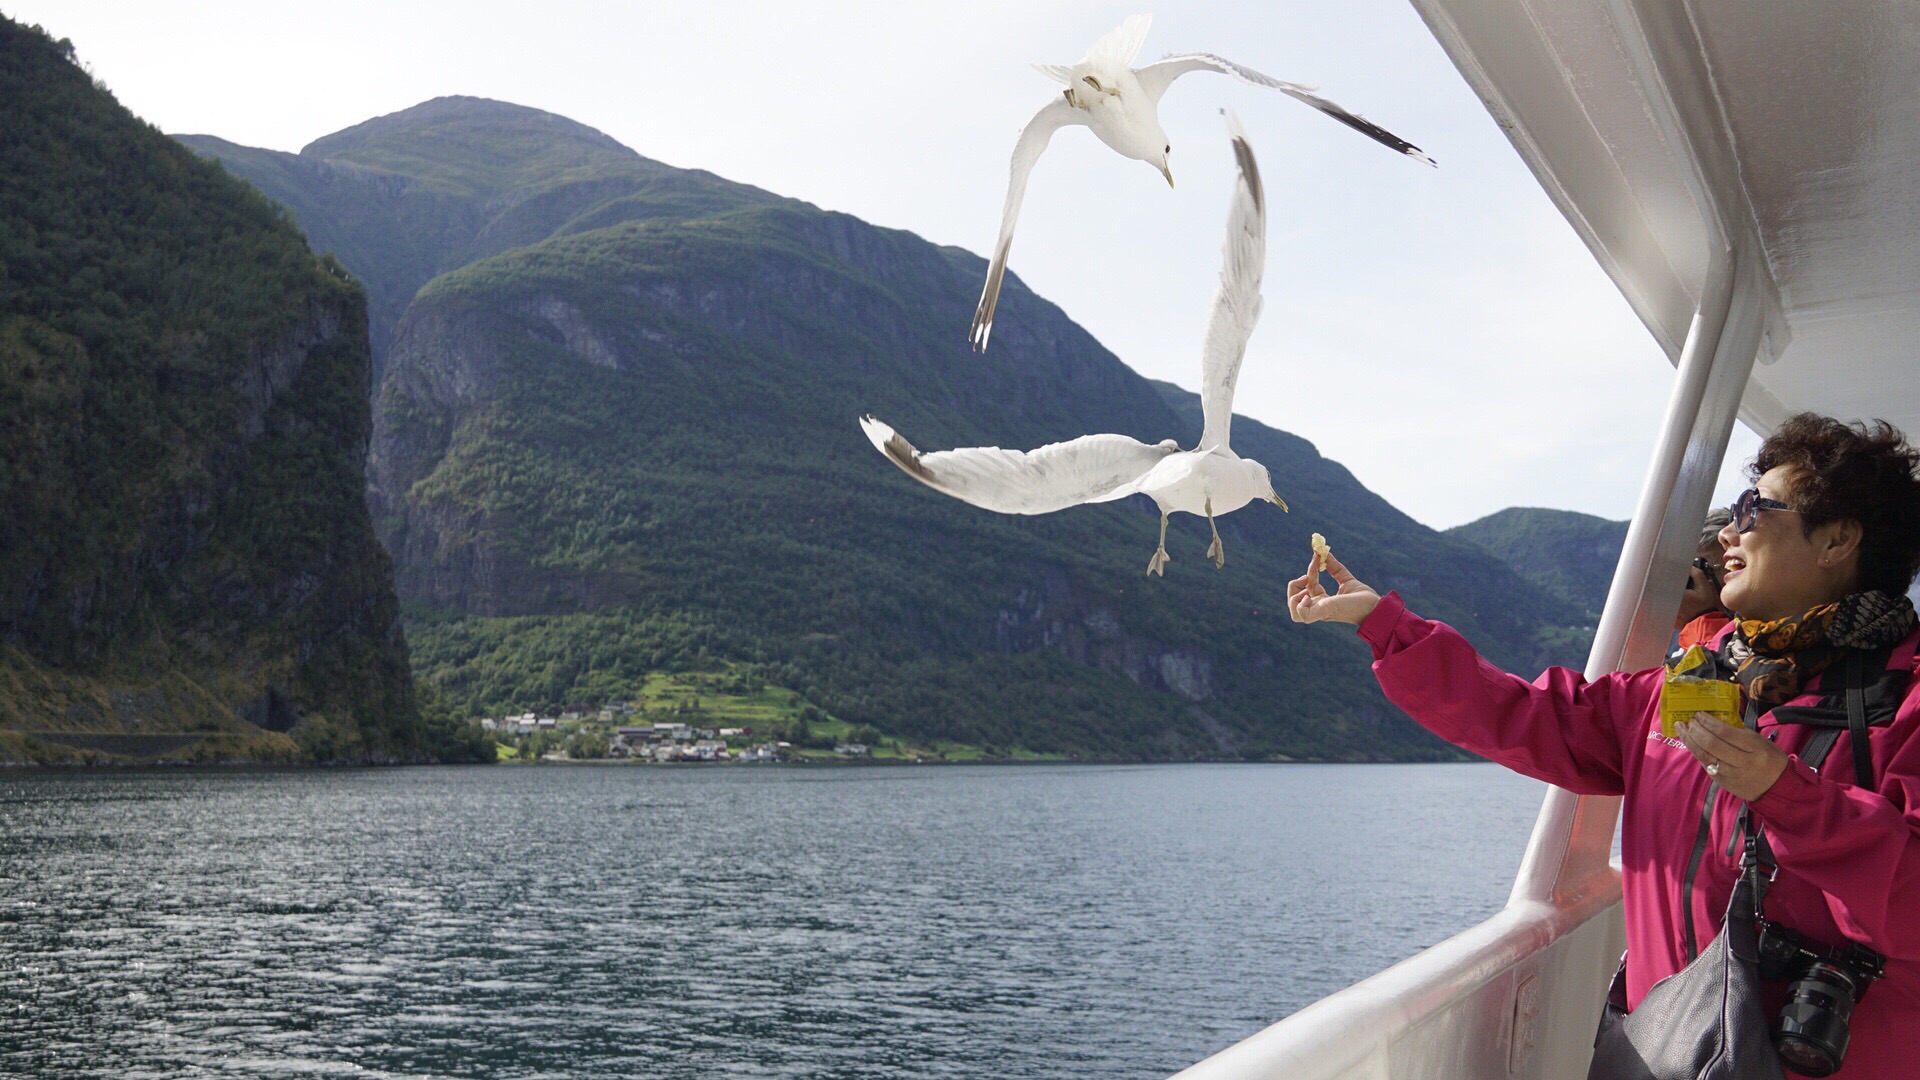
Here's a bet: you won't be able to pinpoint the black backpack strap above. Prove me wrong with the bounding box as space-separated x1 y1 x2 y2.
1758 646 1897 788
1800 724 1848 774
1846 651 1875 788
1767 647 1899 721
1736 661 1872 917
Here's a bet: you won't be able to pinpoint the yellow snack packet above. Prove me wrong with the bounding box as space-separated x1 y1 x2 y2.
1670 644 1714 678
1659 648 1743 738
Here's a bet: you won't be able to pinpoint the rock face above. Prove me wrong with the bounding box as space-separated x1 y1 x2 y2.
0 19 425 762
193 96 1593 761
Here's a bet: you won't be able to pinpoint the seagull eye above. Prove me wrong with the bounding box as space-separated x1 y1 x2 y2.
1164 145 1171 155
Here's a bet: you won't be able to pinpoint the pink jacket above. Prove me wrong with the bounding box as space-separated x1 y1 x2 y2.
1358 591 1920 1080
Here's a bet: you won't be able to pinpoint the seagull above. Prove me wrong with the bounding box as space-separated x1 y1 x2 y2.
969 12 1431 352
866 112 1283 577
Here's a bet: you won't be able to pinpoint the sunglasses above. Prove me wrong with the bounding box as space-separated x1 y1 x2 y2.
1730 487 1799 533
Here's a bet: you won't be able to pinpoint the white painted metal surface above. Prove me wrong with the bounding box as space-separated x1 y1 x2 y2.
1176 0 1920 1076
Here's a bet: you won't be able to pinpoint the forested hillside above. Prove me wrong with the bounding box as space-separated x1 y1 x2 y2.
0 20 482 763
1448 507 1629 621
191 97 1597 761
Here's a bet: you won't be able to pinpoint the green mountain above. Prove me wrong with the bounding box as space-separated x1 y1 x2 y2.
176 97 783 380
190 97 1595 761
1448 507 1629 620
0 20 482 764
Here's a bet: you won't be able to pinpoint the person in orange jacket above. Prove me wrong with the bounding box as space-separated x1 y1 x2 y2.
1677 507 1735 649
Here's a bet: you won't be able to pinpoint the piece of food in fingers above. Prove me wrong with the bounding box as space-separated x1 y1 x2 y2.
1310 533 1332 572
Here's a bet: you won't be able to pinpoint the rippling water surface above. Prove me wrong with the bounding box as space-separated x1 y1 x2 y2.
0 763 1545 1078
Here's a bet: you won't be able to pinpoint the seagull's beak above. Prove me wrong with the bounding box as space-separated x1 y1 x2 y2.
1269 493 1289 511
1159 162 1175 188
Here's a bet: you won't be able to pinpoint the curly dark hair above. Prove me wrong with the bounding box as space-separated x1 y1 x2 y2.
1751 413 1920 595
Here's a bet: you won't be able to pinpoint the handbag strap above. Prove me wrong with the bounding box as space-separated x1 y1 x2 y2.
1680 782 1720 962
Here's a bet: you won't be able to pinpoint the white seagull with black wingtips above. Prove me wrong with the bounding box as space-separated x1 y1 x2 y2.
867 112 1283 576
968 12 1432 352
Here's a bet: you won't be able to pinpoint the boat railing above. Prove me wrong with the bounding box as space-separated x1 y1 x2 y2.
1171 788 1624 1080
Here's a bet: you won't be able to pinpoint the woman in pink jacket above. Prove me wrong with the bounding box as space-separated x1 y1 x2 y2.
1288 414 1920 1079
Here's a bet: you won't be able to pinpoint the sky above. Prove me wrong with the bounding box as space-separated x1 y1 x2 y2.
10 0 1762 529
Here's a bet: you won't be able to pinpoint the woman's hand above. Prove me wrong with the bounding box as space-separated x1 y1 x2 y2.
1676 715 1790 801
1287 551 1382 627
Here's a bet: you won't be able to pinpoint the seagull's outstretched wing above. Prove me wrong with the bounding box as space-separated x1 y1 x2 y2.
861 416 1177 515
1136 53 1434 166
971 97 1082 352
1198 112 1266 453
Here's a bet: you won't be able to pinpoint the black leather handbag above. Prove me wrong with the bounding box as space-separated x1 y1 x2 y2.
1586 823 1783 1080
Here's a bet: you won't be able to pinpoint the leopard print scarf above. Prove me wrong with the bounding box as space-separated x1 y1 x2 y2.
1721 590 1918 706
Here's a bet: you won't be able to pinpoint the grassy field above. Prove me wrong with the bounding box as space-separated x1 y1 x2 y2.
630 671 796 727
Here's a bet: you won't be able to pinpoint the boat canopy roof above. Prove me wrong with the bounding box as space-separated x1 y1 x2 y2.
1413 0 1920 439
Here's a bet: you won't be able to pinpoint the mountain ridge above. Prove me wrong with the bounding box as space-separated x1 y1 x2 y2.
187 95 1596 760
1448 506 1629 621
178 96 791 379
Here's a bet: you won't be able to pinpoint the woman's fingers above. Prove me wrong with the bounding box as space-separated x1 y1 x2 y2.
1288 566 1327 622
1687 717 1770 760
1322 552 1355 585
1675 720 1716 764
1674 718 1790 801
1291 542 1383 625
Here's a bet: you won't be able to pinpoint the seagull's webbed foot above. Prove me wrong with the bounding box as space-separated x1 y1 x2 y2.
1146 511 1171 577
1147 546 1170 577
1205 498 1225 569
1064 88 1080 109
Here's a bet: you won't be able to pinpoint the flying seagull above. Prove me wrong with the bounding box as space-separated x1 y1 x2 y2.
867 112 1283 577
969 12 1431 352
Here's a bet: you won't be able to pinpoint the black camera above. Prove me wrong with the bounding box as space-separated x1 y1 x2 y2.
1756 920 1886 1077
1685 555 1721 591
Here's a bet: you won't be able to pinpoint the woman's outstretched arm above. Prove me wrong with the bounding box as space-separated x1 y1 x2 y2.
1289 551 1648 795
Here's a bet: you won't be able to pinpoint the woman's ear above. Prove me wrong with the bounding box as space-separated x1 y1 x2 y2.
1816 518 1864 573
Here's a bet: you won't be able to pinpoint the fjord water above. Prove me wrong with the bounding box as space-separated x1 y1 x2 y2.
2 764 1544 1078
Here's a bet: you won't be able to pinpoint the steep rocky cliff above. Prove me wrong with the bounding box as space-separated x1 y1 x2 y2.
0 19 458 763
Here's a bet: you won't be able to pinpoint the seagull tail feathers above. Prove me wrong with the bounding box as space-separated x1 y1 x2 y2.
1032 63 1075 85
1085 14 1151 70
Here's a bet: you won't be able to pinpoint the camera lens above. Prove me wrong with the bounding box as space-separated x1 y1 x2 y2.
1773 963 1859 1078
